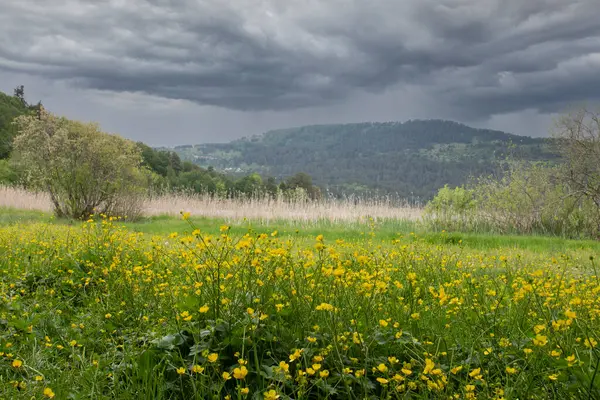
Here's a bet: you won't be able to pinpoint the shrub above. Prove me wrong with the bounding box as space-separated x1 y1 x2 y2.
425 162 598 238
12 108 147 220
553 107 600 235
424 185 476 231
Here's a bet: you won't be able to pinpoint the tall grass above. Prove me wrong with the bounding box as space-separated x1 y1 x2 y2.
0 186 422 223
0 186 53 212
145 192 421 223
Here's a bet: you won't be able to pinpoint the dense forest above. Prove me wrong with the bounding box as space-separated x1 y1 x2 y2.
0 88 320 199
173 121 558 200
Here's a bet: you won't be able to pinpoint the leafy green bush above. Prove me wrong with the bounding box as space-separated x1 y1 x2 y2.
0 159 18 184
12 109 148 219
424 162 599 238
424 185 476 231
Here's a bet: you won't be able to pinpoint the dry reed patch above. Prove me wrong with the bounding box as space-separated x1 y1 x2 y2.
0 186 52 212
143 193 422 222
0 186 422 222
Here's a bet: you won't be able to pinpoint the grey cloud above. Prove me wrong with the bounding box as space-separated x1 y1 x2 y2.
1 0 599 121
0 69 553 146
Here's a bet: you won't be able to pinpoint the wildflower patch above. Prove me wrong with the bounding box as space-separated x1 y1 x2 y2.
0 218 599 398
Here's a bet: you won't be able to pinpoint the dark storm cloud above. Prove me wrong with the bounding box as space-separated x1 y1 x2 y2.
0 0 599 119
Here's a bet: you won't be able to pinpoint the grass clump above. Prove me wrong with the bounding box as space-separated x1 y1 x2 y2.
1 217 600 399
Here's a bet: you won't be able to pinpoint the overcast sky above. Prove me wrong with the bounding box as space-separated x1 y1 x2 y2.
1 0 599 146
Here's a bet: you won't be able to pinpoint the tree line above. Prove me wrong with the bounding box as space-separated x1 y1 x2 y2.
136 141 321 200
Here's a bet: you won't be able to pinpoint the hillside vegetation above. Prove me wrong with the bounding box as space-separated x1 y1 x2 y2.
0 89 39 159
173 121 558 199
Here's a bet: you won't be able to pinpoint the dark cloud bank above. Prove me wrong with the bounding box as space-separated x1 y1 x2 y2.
1 0 599 144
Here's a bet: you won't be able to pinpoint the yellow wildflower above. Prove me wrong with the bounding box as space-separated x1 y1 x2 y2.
278 361 290 372
289 349 302 361
505 366 517 374
377 363 388 373
450 366 463 374
192 365 204 374
263 389 279 400
469 368 482 379
423 358 435 375
533 335 548 347
233 366 248 379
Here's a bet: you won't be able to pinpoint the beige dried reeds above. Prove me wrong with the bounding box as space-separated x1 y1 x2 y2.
0 186 422 223
0 186 53 212
143 192 422 223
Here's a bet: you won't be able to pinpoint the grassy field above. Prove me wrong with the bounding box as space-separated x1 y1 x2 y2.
1 209 600 399
1 207 599 253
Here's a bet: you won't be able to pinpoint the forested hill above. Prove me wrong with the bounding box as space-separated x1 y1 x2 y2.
172 120 557 200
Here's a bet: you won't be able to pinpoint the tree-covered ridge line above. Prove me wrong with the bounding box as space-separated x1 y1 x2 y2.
171 121 558 199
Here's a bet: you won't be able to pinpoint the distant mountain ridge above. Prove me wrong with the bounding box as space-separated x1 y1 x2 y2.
170 119 557 200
